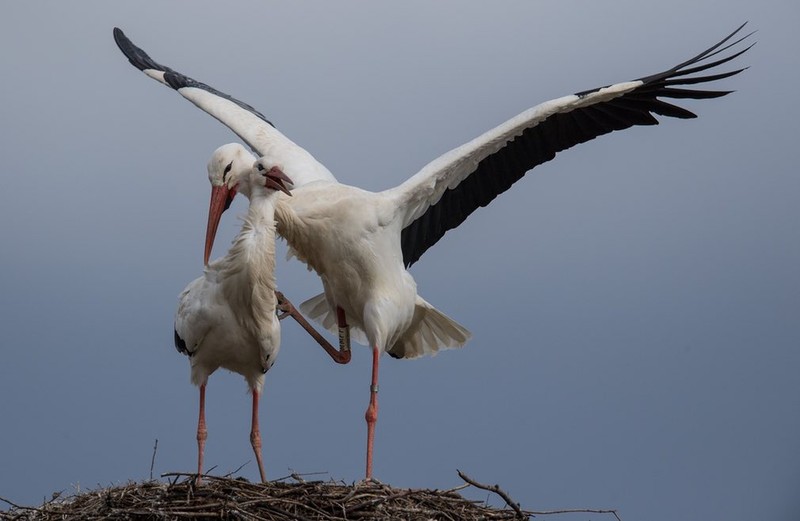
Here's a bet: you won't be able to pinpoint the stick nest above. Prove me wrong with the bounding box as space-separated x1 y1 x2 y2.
2 473 529 521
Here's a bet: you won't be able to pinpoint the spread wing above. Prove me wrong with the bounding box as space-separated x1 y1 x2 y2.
113 28 336 187
391 23 753 267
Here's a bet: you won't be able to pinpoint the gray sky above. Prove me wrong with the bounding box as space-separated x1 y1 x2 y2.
1 2 798 520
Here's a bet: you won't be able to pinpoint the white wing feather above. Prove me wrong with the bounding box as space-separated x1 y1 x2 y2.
387 82 641 227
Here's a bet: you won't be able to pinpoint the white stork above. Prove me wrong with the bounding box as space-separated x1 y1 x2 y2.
114 25 752 479
174 151 292 483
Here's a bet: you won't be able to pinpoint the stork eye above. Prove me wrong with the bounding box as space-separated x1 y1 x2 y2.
256 163 265 172
222 161 233 182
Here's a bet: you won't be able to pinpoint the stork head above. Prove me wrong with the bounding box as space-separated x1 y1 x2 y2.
250 161 293 198
253 159 293 197
204 143 257 265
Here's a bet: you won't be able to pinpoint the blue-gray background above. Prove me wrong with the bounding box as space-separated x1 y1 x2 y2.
1 2 798 520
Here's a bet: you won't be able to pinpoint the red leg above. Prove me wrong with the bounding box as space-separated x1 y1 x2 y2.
365 347 380 479
250 389 267 483
274 291 351 364
196 384 208 485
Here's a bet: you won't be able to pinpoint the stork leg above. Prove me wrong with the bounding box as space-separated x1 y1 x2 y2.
275 291 351 364
337 306 351 355
365 346 380 479
250 389 267 483
196 384 208 485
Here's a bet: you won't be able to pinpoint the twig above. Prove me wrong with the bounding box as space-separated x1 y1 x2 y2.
442 482 471 494
346 489 415 514
149 438 158 481
457 469 526 519
224 460 250 477
162 471 201 480
274 470 330 482
530 508 622 520
0 495 35 510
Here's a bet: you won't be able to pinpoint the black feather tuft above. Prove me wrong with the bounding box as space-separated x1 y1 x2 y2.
174 328 189 355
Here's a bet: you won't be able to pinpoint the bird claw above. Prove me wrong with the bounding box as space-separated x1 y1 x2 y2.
275 291 294 320
356 476 383 487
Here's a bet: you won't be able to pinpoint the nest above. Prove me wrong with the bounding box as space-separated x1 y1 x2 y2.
2 471 624 520
2 472 531 521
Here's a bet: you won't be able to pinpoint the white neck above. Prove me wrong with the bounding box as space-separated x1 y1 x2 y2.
218 190 279 337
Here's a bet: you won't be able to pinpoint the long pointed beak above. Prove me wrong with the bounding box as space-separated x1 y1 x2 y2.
204 185 236 265
264 168 294 196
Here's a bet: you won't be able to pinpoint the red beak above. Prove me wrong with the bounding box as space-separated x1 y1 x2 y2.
263 166 294 196
204 184 237 265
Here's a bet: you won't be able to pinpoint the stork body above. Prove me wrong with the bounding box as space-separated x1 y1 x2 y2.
273 178 470 360
272 180 472 477
174 153 292 483
115 25 753 479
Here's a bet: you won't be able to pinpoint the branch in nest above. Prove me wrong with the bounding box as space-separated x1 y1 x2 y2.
223 460 250 478
457 470 526 519
149 439 158 481
457 470 623 520
530 508 623 521
0 495 34 511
